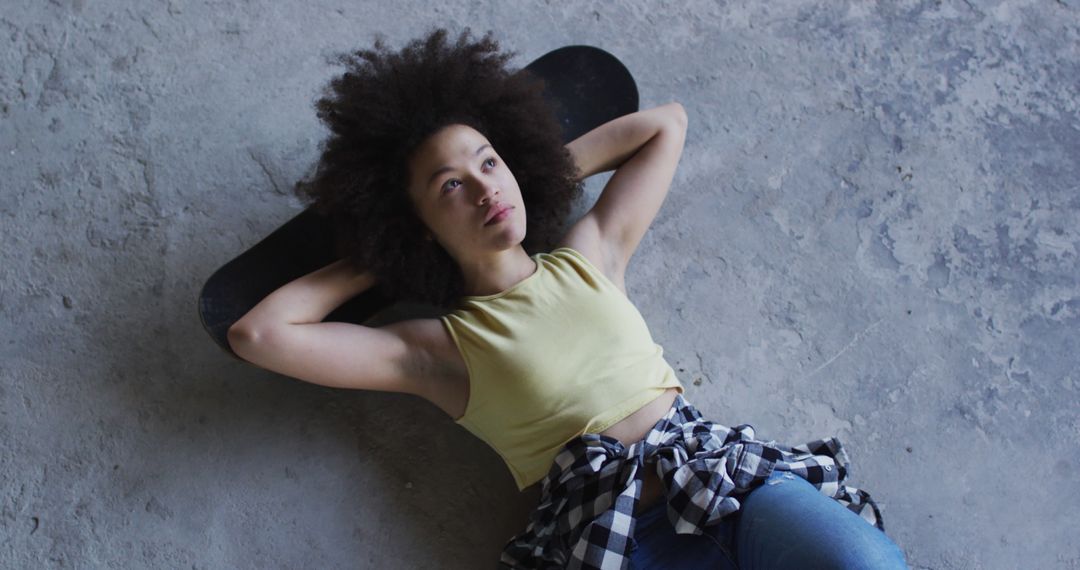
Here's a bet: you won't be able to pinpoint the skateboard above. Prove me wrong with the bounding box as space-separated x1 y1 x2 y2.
198 45 640 359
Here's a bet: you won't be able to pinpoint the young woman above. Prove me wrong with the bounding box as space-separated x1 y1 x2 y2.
227 27 908 569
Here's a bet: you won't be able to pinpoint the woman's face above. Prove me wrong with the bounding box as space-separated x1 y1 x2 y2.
406 123 527 260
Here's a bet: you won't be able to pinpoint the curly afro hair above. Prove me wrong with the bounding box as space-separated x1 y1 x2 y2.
293 27 583 310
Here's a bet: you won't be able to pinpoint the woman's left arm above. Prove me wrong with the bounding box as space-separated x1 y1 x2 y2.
564 102 687 181
562 102 688 273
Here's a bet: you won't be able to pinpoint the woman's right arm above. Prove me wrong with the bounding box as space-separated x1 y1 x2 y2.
231 258 377 333
224 261 428 396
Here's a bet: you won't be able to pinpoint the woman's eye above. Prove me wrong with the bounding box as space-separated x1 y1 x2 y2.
442 159 495 193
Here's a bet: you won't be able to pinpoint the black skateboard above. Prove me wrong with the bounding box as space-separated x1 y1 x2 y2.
198 45 640 359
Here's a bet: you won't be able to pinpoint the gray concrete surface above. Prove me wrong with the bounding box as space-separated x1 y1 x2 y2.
2 1 1078 568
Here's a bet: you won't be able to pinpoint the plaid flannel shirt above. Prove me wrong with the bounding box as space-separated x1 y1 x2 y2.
498 393 885 569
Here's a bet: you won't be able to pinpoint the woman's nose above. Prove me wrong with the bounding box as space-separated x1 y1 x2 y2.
475 180 499 204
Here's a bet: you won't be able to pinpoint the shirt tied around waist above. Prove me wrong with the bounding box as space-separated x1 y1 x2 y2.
498 393 885 569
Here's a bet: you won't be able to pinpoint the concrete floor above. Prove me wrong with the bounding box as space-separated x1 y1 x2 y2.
3 1 1078 568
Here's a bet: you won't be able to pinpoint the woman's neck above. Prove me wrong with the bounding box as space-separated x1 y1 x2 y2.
459 247 537 296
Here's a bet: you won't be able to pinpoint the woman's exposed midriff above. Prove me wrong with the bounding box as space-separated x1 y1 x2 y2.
597 387 681 516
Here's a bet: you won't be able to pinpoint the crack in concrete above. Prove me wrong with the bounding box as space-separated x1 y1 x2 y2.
694 350 712 384
247 148 282 195
801 317 885 382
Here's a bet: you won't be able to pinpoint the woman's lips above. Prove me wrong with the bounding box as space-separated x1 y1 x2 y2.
485 206 512 226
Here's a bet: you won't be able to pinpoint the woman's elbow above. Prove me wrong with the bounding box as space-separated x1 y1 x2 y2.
227 322 261 355
666 102 688 129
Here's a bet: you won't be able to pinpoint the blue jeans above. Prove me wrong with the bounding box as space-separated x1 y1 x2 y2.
629 469 909 569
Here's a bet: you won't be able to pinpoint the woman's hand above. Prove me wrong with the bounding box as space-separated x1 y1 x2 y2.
564 102 686 182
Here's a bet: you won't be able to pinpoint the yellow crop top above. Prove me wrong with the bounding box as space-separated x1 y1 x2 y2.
439 246 685 491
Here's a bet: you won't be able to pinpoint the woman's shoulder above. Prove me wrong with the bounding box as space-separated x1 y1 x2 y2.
553 235 627 296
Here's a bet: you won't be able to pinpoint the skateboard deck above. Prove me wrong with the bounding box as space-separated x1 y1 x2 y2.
198 45 639 359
